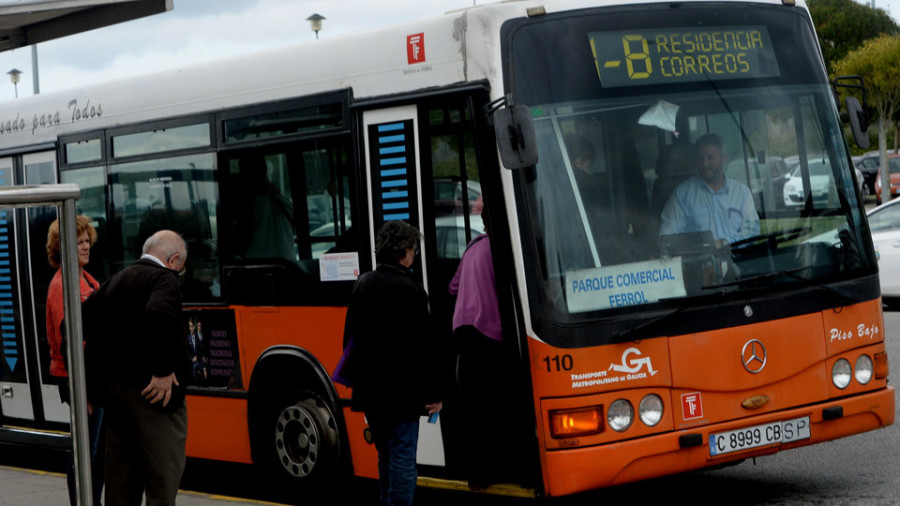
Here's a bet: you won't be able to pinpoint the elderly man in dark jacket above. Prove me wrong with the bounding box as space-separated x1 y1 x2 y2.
343 220 442 506
83 229 190 506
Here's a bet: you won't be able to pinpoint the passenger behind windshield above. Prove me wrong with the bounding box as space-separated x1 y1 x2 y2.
564 133 620 264
565 133 600 196
659 133 760 249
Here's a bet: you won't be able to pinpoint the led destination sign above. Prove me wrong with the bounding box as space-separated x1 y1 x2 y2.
589 26 780 88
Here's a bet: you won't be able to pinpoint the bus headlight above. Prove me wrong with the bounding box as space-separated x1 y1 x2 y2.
607 399 634 432
639 394 663 427
855 355 873 385
832 358 852 389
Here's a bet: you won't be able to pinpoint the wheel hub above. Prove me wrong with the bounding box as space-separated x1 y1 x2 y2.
274 404 320 478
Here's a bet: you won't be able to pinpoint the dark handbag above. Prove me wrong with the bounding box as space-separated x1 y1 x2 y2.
332 336 355 387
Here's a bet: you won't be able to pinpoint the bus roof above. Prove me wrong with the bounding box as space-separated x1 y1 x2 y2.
0 0 807 150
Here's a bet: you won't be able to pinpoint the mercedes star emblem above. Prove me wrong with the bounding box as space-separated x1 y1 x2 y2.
741 339 767 374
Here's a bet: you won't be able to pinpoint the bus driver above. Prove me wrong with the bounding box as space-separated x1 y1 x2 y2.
659 133 759 248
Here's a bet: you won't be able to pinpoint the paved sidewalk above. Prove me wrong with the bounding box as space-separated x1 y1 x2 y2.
0 463 286 506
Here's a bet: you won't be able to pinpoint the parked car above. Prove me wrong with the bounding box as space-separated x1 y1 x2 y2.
865 197 900 306
783 159 835 207
781 154 868 204
310 221 352 259
434 178 483 215
311 214 485 260
855 167 869 199
874 154 900 204
435 214 484 259
856 151 882 195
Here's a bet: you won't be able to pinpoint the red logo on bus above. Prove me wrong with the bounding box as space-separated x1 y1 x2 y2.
407 33 425 64
681 392 704 420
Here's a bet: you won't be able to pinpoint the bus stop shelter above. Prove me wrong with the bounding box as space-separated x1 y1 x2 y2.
0 0 171 52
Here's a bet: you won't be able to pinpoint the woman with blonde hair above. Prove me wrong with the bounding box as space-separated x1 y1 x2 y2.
46 214 104 506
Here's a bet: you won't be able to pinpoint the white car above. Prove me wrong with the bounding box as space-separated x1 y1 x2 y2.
310 221 352 258
435 214 485 259
866 198 900 304
311 214 485 260
783 160 836 207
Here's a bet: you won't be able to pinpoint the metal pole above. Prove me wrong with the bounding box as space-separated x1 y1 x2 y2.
60 198 92 506
31 45 39 95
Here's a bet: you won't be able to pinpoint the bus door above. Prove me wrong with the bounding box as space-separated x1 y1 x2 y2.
21 151 72 425
361 93 501 477
1 152 53 428
418 95 495 476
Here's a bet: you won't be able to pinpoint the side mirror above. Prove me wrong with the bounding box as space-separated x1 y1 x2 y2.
493 105 539 170
833 75 869 150
846 96 869 149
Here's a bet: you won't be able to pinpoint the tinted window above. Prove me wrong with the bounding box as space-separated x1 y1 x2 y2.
107 153 219 299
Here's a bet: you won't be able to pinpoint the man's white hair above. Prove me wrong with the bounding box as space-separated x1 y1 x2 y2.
142 230 187 260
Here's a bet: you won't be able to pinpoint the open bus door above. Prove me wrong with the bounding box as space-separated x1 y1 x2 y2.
360 91 537 490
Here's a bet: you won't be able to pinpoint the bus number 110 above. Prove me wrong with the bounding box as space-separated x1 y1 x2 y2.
543 354 574 372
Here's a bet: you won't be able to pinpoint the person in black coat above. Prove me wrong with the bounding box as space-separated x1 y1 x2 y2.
83 229 191 506
342 221 442 506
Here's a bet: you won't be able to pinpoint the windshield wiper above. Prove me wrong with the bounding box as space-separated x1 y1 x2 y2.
729 227 810 253
610 305 687 342
704 266 863 304
705 266 810 289
609 287 739 342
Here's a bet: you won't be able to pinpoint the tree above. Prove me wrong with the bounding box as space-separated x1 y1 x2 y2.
808 0 898 72
834 34 900 202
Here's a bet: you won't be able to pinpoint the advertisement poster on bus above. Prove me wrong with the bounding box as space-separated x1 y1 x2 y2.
183 309 242 389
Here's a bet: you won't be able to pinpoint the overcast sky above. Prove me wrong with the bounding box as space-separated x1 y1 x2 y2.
0 0 892 101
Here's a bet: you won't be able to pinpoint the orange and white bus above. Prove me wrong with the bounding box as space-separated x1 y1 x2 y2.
0 0 893 499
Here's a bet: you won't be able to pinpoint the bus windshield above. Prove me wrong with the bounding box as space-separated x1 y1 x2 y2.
506 4 874 342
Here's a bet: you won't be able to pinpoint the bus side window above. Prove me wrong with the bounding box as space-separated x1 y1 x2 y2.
303 142 354 259
229 153 297 262
106 153 220 300
221 139 356 306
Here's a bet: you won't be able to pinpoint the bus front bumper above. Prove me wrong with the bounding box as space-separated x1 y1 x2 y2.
541 386 894 497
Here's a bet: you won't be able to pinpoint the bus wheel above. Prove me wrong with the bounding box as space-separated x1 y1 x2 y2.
271 395 340 487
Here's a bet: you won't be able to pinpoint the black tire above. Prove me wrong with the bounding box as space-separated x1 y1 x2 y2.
269 395 341 490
